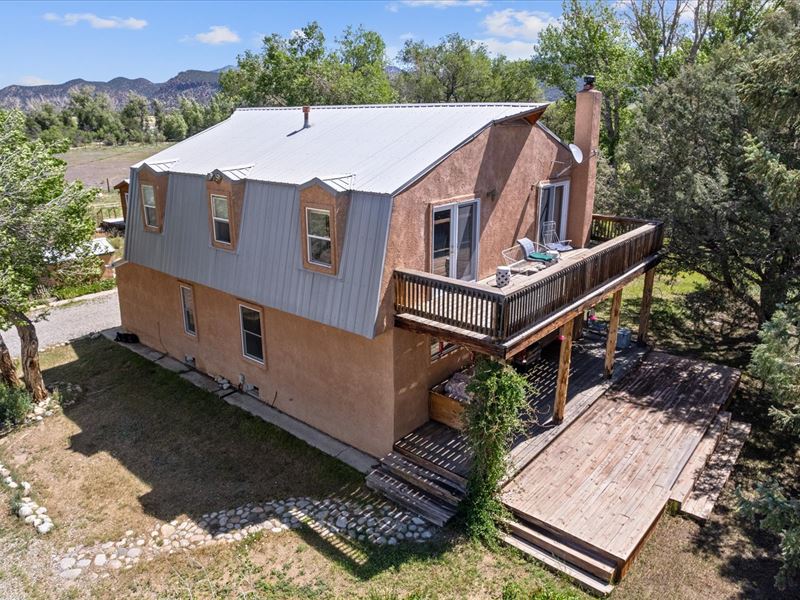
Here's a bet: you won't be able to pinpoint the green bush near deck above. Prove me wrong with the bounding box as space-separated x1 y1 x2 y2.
52 277 116 301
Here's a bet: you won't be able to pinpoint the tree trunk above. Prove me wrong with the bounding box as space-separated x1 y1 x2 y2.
0 332 20 388
13 312 47 402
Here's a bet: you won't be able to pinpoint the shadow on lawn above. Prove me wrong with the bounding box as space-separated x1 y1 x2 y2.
43 337 455 577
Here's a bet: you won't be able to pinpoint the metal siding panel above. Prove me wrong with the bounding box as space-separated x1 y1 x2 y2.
126 173 391 338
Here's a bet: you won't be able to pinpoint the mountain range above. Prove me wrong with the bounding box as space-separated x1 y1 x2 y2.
0 68 231 111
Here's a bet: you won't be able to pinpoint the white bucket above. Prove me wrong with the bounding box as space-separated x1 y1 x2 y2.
496 266 511 288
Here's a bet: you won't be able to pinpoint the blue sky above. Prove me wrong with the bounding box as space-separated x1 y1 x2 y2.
1 1 567 88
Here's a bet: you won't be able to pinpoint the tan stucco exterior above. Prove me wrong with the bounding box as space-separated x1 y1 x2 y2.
118 106 601 458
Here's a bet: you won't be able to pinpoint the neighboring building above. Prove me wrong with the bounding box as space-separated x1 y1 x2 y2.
113 178 129 223
116 82 662 458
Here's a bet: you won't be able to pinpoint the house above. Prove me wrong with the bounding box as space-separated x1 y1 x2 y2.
116 82 748 592
117 81 634 459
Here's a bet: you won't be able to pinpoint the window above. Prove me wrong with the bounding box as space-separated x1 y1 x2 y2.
180 285 196 336
211 194 232 244
538 181 570 244
430 338 456 362
306 207 332 267
239 305 264 363
141 184 157 227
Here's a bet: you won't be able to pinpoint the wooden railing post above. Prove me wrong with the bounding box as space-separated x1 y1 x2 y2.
554 316 578 423
604 289 623 379
638 267 656 344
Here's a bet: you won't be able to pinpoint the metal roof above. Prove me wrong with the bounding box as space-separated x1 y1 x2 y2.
135 103 548 195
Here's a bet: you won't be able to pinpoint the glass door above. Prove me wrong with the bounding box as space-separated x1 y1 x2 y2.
538 182 570 243
431 200 479 281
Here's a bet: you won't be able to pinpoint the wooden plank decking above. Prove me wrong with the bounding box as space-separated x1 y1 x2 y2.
502 352 740 565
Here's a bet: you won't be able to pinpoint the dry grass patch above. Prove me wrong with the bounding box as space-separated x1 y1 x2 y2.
59 143 173 189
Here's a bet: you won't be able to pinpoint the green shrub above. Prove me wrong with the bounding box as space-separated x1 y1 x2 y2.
0 386 33 428
463 357 531 543
52 277 116 301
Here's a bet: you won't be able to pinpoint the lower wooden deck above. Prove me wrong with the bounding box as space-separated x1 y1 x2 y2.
502 352 740 566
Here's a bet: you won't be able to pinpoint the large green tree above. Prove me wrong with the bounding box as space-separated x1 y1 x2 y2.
0 110 95 400
395 34 541 103
740 305 800 589
533 0 637 164
616 1 800 322
219 22 394 107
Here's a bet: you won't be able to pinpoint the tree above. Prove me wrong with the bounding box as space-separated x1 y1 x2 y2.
119 93 149 142
63 86 124 144
740 305 800 589
616 1 800 322
533 0 637 164
161 112 188 141
219 22 394 107
0 110 95 400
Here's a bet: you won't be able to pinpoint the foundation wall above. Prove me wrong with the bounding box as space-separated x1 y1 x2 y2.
117 262 397 457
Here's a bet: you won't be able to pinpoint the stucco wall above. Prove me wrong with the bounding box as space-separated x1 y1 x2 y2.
117 261 397 457
373 121 573 437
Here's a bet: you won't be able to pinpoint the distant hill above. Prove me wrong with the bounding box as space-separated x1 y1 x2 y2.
0 67 234 111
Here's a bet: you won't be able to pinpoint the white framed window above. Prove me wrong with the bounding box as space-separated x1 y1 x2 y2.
141 184 157 227
239 305 264 363
211 194 232 244
306 207 332 267
430 338 456 362
180 285 196 336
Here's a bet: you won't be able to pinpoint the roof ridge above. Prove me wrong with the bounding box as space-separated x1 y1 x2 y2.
234 102 548 112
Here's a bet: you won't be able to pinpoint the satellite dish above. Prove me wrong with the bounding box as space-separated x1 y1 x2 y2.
568 143 584 165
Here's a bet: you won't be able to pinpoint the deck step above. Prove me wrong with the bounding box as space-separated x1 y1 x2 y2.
393 423 470 487
504 519 617 583
502 533 615 597
669 411 732 509
381 452 465 506
365 469 457 527
681 421 751 521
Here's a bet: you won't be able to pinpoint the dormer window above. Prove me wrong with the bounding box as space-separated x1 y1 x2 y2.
142 184 157 227
306 207 332 267
211 194 232 244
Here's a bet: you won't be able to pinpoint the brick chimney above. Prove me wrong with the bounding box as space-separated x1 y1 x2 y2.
566 76 602 248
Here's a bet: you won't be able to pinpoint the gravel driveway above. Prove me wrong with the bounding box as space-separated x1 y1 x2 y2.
0 289 121 358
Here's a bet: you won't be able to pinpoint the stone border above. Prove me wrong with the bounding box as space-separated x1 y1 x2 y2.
0 461 53 533
98 327 377 474
55 495 436 580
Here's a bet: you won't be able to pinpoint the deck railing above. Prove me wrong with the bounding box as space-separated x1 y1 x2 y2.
394 215 664 343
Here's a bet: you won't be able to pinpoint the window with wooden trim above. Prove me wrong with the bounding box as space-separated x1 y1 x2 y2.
239 305 264 363
180 285 196 336
306 207 332 267
141 184 157 227
430 338 456 362
211 194 232 244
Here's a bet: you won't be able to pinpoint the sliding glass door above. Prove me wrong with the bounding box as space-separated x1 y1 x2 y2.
431 199 479 281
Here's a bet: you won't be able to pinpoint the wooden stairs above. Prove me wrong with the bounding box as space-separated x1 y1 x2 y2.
366 450 466 527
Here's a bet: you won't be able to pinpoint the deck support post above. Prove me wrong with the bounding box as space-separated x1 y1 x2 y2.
604 290 623 379
638 268 656 344
554 317 578 423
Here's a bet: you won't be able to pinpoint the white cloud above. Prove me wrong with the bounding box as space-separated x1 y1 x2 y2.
193 25 241 45
43 12 147 30
18 75 53 86
476 38 535 60
399 0 488 8
482 9 557 41
399 32 415 40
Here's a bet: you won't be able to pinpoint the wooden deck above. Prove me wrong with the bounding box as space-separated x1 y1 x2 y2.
393 336 645 483
502 352 740 567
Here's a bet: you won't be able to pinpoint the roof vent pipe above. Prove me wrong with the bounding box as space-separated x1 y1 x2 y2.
303 105 310 129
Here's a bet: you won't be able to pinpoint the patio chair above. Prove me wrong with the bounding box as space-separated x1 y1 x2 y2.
541 221 573 252
517 237 558 263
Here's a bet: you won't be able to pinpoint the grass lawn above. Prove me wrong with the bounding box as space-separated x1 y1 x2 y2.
59 143 173 190
0 338 582 599
0 288 795 598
